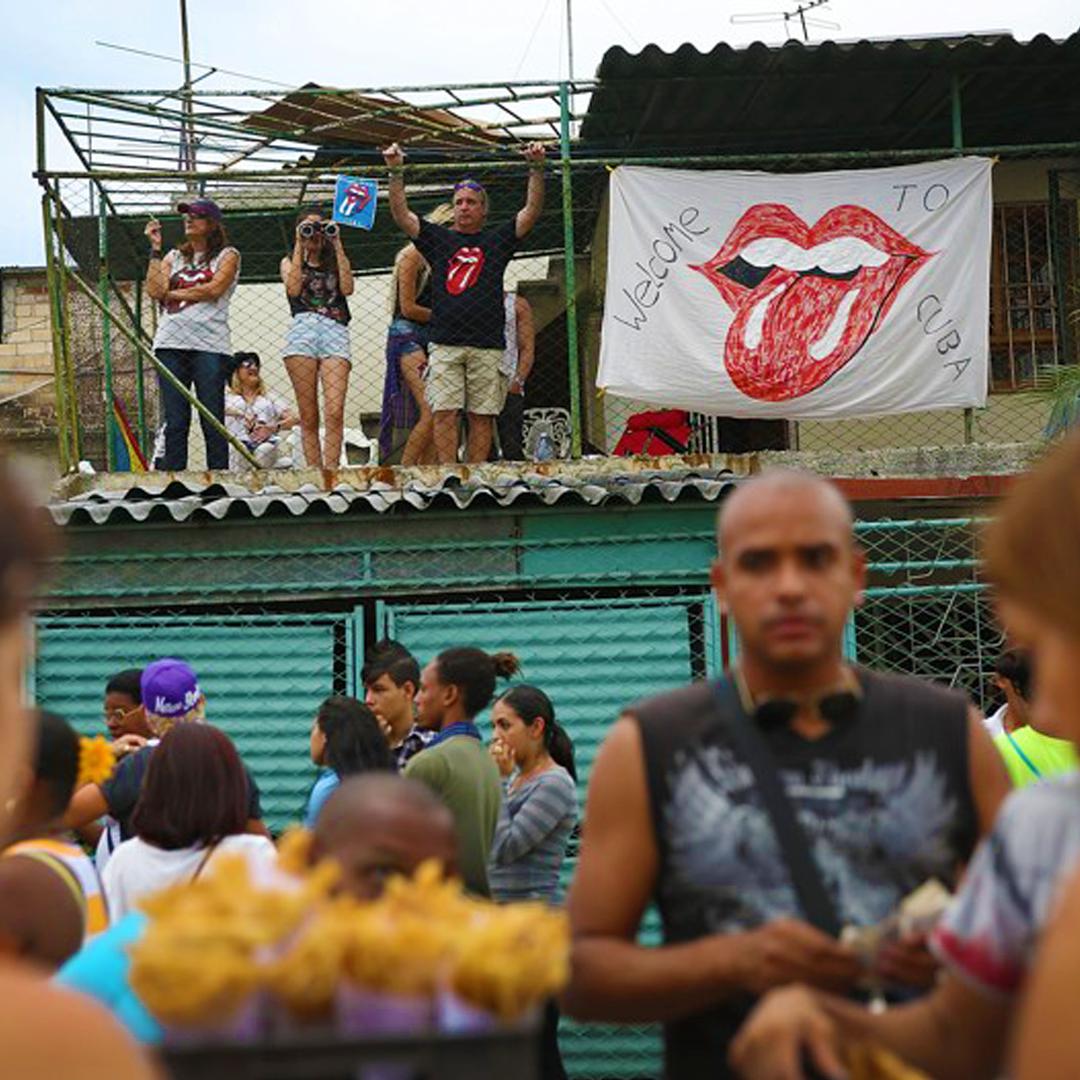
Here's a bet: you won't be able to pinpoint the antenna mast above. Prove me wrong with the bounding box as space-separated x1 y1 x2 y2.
178 0 196 178
566 0 575 83
731 0 839 44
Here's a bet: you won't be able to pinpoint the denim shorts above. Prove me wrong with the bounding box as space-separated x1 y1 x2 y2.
283 311 351 363
387 318 428 364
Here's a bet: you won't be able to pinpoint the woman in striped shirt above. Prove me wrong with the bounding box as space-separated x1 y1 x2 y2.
488 685 578 904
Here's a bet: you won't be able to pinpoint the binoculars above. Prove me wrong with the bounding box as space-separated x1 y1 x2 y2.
299 221 339 239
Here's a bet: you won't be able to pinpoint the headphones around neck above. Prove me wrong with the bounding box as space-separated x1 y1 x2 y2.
735 666 862 730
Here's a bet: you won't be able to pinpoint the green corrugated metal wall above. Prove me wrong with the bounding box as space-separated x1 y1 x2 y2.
384 595 722 1080
31 592 721 1078
33 614 350 832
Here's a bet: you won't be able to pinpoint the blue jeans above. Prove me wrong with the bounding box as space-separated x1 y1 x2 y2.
155 348 228 470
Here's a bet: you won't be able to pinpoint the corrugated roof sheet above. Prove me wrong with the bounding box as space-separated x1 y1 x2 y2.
579 32 1080 156
47 461 738 526
48 441 1040 527
244 83 509 154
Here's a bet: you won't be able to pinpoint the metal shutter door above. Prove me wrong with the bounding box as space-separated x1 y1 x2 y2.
383 594 715 1080
33 613 349 832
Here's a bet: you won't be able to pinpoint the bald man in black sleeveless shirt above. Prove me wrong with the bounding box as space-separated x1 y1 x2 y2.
564 471 1009 1080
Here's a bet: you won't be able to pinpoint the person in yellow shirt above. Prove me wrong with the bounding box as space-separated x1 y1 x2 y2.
0 710 109 968
990 649 1079 787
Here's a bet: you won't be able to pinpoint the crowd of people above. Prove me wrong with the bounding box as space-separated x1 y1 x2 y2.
142 142 545 473
0 627 579 1073
5 433 1080 1076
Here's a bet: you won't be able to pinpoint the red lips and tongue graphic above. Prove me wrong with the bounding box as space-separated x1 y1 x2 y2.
692 204 932 401
446 246 486 295
164 263 214 314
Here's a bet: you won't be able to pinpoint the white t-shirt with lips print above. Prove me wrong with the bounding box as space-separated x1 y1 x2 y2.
153 247 240 355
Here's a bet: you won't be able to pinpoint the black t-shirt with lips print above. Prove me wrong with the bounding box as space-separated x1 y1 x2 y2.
414 217 519 348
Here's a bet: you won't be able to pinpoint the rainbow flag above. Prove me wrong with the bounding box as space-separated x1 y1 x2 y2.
111 395 148 472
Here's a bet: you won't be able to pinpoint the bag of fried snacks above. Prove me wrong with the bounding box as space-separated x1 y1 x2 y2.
131 853 335 1041
138 853 335 953
130 930 265 1043
333 862 474 1035
846 1043 931 1080
841 879 954 972
444 901 570 1030
335 907 447 1034
264 899 353 1031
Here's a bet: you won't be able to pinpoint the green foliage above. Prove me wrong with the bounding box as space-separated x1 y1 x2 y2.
1041 358 1080 438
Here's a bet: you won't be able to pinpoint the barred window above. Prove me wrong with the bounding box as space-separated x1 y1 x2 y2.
990 203 1076 390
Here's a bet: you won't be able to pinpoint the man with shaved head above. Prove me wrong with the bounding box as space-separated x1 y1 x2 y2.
311 773 458 898
564 470 1008 1079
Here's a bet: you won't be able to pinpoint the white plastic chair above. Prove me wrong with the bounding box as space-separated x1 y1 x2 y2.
339 427 379 467
281 426 379 468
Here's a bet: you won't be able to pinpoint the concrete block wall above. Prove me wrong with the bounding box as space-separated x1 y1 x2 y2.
0 269 55 401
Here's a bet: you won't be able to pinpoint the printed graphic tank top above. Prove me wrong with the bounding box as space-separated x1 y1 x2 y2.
288 261 351 324
629 668 977 1079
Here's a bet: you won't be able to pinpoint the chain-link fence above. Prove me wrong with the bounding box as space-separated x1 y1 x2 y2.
32 508 1001 1078
34 84 1080 477
45 167 575 471
855 517 998 712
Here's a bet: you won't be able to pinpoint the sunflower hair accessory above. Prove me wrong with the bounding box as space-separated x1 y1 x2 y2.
77 735 116 787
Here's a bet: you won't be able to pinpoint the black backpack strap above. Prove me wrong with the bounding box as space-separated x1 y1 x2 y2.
713 677 842 938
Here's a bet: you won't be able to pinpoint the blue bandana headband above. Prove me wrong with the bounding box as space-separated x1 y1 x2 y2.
454 179 486 195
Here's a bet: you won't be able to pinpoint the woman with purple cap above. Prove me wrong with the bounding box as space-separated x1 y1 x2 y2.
144 198 241 471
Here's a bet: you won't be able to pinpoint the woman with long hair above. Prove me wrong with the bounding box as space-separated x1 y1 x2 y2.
379 204 454 465
281 206 355 470
304 696 393 826
487 685 577 904
101 723 275 922
144 198 240 471
224 351 297 470
488 685 576 1080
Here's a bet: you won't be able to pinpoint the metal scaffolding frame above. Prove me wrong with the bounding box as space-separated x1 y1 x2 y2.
34 77 1080 475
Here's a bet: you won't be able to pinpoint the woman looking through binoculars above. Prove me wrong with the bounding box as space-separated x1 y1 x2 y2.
281 207 355 470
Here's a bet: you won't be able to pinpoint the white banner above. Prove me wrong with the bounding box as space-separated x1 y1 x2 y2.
597 157 992 418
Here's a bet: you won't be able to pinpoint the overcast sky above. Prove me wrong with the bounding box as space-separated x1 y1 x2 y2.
3 0 1075 266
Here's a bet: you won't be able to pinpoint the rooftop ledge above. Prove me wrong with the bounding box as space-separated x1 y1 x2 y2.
46 442 1042 527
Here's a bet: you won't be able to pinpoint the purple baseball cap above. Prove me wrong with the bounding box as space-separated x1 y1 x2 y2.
141 658 202 719
176 197 223 222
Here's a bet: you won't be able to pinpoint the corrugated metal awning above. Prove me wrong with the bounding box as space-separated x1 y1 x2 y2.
579 32 1080 157
244 82 510 155
47 462 739 526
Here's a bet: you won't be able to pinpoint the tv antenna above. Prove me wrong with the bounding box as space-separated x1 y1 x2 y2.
731 0 840 43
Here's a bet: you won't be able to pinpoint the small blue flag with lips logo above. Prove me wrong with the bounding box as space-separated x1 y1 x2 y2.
332 175 377 230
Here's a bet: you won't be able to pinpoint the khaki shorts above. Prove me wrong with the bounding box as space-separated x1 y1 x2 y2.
426 344 505 415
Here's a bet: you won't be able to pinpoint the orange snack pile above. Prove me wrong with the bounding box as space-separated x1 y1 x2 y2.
129 835 569 1031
